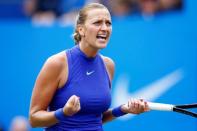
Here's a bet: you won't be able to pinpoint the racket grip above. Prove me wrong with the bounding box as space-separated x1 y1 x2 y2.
147 102 174 111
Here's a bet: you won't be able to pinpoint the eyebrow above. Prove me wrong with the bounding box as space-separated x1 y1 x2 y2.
91 18 111 23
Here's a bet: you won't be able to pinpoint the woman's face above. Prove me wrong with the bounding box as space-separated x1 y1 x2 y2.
80 8 112 50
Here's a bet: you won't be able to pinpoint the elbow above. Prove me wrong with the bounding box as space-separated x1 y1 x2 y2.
29 113 38 128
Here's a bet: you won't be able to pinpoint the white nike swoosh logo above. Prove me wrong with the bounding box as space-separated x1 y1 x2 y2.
86 71 95 75
112 68 184 120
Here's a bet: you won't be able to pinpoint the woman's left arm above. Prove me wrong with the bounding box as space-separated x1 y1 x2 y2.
101 56 149 123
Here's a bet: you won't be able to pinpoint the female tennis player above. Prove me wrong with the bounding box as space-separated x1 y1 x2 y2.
29 3 149 131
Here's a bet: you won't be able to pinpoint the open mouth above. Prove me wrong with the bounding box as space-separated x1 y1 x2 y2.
96 35 107 40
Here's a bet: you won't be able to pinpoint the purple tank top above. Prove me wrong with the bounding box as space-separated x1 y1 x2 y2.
45 45 111 131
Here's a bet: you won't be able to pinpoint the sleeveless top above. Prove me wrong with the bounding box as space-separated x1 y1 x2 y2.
45 45 111 131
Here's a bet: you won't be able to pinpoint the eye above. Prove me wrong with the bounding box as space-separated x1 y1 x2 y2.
93 21 101 26
106 21 112 26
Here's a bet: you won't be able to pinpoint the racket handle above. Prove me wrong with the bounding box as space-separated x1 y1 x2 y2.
147 102 174 111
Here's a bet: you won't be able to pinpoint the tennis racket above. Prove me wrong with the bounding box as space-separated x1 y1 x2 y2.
147 102 197 118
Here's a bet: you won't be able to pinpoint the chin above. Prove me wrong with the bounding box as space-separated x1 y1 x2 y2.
96 42 108 49
98 44 107 49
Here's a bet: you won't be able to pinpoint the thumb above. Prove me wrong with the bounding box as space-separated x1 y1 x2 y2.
67 95 77 105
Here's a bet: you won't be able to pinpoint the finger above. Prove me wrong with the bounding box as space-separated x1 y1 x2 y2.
139 100 145 111
76 102 81 111
140 100 148 111
134 99 142 112
139 99 144 102
73 96 80 107
68 95 76 105
76 98 80 108
128 100 130 108
73 99 80 112
127 99 131 109
129 99 135 109
136 99 141 109
132 99 138 109
144 101 150 111
141 99 148 110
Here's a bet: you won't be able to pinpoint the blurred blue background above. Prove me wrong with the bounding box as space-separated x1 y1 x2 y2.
0 0 197 131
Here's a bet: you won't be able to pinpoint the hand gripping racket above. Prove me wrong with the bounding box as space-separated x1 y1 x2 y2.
147 102 197 118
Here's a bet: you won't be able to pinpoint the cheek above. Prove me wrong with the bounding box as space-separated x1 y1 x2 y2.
107 28 112 38
87 31 98 41
109 27 112 33
88 26 99 34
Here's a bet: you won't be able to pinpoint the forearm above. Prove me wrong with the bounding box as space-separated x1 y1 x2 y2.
102 109 115 123
102 105 129 123
29 110 58 127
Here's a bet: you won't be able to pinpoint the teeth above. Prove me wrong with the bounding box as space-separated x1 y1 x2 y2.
98 35 106 37
97 36 106 40
97 35 107 40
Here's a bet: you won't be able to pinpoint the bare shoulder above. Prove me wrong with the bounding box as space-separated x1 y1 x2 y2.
37 51 68 84
44 51 67 71
101 55 115 68
34 51 68 91
101 55 115 81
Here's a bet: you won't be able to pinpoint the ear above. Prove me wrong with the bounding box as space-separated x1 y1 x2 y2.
78 25 85 37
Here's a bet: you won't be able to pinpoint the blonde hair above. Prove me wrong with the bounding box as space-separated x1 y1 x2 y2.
73 3 109 44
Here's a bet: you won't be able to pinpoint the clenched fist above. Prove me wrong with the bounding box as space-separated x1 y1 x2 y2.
63 95 81 116
121 99 149 114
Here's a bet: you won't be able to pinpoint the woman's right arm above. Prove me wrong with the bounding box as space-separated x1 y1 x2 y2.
29 55 65 127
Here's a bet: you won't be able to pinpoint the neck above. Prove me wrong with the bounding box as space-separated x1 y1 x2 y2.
78 42 98 58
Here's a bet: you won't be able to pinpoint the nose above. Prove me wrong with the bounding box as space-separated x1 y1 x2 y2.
100 23 108 31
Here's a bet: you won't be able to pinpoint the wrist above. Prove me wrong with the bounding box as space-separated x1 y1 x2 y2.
112 105 127 117
120 104 128 113
54 108 66 121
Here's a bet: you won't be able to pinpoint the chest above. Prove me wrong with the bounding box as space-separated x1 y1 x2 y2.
51 57 111 114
